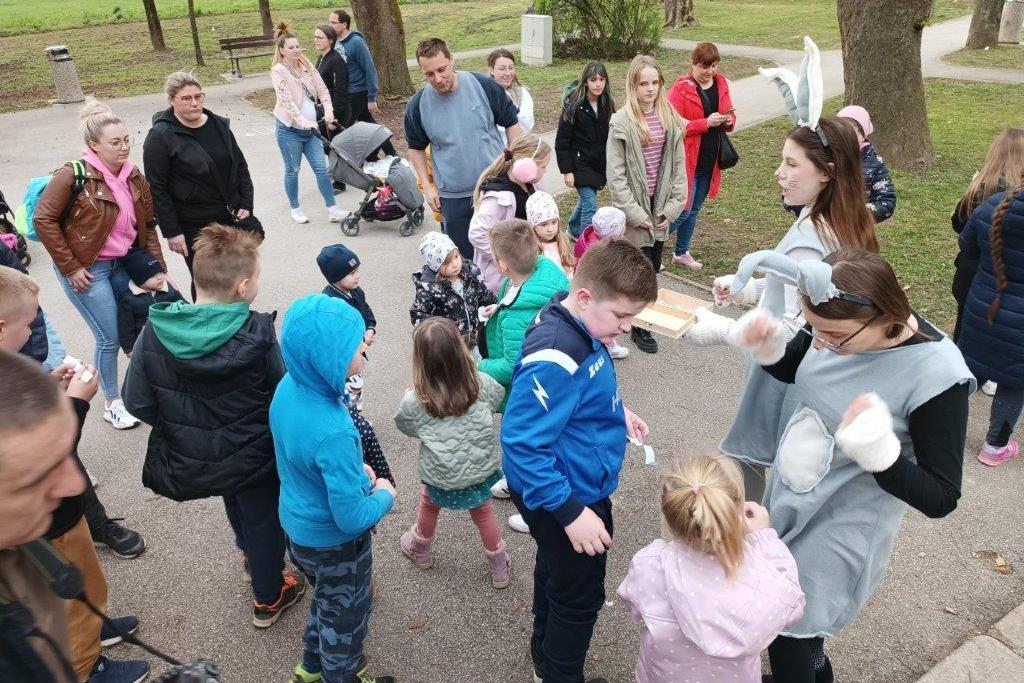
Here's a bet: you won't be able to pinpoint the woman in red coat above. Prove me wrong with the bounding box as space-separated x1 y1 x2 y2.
666 42 736 270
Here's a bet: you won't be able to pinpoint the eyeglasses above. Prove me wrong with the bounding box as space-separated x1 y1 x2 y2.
106 137 132 150
780 313 879 351
176 93 206 104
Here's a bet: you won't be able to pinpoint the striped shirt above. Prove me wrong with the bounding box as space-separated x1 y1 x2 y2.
642 109 666 196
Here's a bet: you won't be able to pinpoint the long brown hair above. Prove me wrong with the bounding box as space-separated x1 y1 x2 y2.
961 128 1024 217
787 117 879 254
662 455 746 579
412 317 481 418
488 48 524 107
986 181 1024 323
804 247 915 340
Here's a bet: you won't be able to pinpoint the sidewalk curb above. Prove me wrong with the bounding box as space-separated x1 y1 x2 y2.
917 603 1024 681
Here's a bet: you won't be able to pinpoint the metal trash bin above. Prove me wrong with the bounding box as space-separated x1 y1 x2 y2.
44 45 85 104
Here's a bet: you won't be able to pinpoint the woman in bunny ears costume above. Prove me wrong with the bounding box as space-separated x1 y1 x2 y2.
724 248 973 681
686 38 879 500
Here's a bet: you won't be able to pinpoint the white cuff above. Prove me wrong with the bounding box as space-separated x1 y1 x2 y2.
835 393 901 473
685 307 735 346
728 309 787 365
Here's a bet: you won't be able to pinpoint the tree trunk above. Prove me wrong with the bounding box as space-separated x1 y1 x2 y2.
258 0 274 36
351 0 415 97
187 0 205 67
966 0 1004 48
664 0 699 28
142 0 167 51
837 0 933 169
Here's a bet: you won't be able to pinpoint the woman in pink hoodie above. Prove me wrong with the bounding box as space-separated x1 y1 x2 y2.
618 455 805 683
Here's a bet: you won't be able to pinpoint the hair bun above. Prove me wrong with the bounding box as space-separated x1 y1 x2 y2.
275 21 291 39
79 96 112 123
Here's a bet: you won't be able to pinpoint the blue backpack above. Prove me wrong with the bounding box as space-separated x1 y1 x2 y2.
15 160 87 241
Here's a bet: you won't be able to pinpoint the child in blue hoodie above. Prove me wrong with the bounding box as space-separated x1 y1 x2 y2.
500 239 657 683
271 293 397 683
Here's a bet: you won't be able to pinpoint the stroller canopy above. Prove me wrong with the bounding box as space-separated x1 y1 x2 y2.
331 122 394 163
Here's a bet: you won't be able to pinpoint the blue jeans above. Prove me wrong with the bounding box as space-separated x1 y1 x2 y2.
42 311 67 371
671 170 713 256
567 186 598 239
275 120 336 210
54 259 128 399
439 195 475 259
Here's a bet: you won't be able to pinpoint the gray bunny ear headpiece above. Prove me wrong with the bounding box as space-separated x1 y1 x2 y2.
729 250 874 307
759 36 826 145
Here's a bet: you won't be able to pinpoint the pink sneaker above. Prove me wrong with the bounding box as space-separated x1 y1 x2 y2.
978 440 1019 467
672 252 703 270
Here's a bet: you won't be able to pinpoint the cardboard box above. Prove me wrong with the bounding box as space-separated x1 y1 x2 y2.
633 288 710 338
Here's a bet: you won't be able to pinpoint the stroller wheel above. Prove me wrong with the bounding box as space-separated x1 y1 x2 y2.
413 206 425 227
20 253 31 268
399 219 415 237
341 216 360 236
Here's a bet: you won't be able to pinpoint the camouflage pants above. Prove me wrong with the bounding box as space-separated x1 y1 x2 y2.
288 533 373 682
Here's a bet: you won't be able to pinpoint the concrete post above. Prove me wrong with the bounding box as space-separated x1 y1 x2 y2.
999 0 1024 44
521 14 553 66
44 46 85 104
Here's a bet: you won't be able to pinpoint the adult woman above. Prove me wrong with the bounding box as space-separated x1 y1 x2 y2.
488 49 534 144
35 98 166 429
555 61 615 239
686 117 879 500
958 178 1024 466
950 128 1023 342
270 21 348 225
606 54 687 354
666 42 736 270
143 71 258 298
313 24 350 143
730 248 972 682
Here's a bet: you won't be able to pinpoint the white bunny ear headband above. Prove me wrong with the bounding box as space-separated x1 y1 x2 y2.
759 36 827 146
729 250 874 308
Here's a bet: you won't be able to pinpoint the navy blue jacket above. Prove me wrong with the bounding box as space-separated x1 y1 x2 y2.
861 142 896 223
322 283 376 332
958 188 1024 386
0 240 47 362
500 294 627 526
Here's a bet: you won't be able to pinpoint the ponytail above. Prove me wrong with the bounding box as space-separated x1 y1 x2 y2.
79 97 122 146
472 134 551 208
987 183 1023 323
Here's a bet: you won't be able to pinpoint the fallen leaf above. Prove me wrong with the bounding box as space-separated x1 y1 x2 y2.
407 618 426 631
995 554 1014 575
944 607 959 615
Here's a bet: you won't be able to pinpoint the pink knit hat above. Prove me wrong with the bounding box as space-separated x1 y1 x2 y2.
837 105 873 139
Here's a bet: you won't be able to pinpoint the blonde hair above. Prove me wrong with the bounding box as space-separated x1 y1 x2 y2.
0 266 40 321
490 219 540 276
79 97 123 146
473 134 551 207
272 21 316 70
192 224 262 298
164 71 202 99
624 54 681 146
961 128 1024 217
662 455 746 578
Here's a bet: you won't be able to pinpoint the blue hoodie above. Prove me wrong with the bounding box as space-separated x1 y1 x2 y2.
340 30 378 100
270 294 393 548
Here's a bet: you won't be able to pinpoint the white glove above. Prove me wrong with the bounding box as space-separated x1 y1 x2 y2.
835 393 901 473
727 309 787 365
685 307 735 346
714 275 761 307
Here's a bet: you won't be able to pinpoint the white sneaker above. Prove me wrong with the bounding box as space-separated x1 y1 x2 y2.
607 340 630 359
490 477 510 499
509 514 530 534
982 381 997 396
290 208 309 224
87 469 99 489
328 205 351 222
103 400 140 430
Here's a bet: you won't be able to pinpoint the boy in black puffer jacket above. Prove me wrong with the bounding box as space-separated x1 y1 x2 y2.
117 247 184 356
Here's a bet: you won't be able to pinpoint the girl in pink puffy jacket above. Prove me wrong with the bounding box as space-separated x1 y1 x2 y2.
617 455 805 683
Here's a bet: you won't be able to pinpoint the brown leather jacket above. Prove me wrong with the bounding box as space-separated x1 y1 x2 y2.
34 161 166 276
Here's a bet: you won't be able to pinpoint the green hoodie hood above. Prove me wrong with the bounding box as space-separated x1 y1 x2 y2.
148 300 252 359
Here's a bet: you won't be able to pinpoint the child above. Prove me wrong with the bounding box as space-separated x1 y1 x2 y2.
837 105 896 223
394 317 511 588
500 238 657 683
271 292 397 683
617 455 805 683
411 231 497 357
123 224 306 630
468 134 551 292
117 246 184 356
526 191 574 276
573 206 626 262
318 243 375 408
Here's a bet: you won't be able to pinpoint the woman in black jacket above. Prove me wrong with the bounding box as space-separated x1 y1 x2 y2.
555 61 615 239
142 71 259 297
314 23 350 141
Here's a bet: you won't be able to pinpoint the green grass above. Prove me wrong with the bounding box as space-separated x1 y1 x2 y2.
944 44 1024 71
0 0 528 113
663 0 974 50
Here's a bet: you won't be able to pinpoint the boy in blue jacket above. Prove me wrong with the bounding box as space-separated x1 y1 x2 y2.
270 293 397 683
500 239 657 683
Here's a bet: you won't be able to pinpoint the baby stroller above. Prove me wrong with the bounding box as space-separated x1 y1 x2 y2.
0 187 30 267
328 122 425 237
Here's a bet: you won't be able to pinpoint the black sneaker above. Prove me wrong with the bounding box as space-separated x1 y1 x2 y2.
93 519 147 559
631 327 659 353
100 615 139 647
253 569 307 628
333 181 347 194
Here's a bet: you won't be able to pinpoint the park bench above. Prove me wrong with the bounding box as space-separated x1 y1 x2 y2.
219 35 275 78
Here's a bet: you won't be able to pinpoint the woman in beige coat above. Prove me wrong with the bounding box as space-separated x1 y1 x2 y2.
606 54 687 353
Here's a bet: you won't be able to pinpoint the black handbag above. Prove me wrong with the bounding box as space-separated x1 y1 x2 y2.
694 79 739 170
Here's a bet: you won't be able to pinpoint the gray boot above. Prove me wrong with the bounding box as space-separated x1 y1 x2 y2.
400 525 433 569
484 541 511 589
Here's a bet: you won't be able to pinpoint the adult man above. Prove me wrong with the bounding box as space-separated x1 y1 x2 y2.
405 38 522 258
328 9 397 156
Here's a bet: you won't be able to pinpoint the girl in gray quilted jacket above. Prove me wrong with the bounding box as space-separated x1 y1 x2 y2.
394 317 511 588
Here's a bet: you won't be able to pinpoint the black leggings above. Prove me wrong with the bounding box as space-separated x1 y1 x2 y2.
767 636 833 683
640 240 665 273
